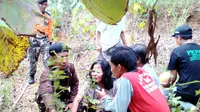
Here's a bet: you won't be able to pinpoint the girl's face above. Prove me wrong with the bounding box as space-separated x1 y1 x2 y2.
91 64 103 83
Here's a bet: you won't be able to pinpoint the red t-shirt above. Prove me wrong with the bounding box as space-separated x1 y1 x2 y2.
122 68 170 112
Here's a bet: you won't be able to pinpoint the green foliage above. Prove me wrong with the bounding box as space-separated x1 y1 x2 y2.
132 3 147 15
81 75 102 111
48 0 81 39
166 80 200 111
53 91 65 112
0 78 13 111
129 0 199 30
47 56 70 112
85 41 96 51
87 96 100 105
89 77 98 89
159 0 197 31
83 96 101 110
50 68 69 112
0 26 29 75
48 0 97 41
138 20 146 29
196 90 200 96
167 86 184 112
70 3 96 38
50 69 68 82
129 0 157 9
166 86 197 112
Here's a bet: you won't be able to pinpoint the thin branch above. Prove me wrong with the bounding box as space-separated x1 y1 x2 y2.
1 17 18 34
9 83 29 112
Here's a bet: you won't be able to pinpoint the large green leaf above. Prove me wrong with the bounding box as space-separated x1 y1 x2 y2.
82 0 129 25
0 0 45 34
0 26 29 75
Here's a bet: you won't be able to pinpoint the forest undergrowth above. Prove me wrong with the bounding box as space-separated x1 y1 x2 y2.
0 0 200 111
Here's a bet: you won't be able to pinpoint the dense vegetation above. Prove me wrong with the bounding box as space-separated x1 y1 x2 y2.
0 0 200 112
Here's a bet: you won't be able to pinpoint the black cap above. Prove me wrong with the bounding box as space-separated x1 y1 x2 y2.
38 0 47 4
172 24 192 39
49 42 69 56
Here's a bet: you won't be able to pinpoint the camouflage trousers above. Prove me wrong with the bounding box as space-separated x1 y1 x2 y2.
28 37 50 77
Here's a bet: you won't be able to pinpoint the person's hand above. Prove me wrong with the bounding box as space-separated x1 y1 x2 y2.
95 88 107 99
64 103 72 111
161 83 170 88
96 44 102 52
50 109 56 112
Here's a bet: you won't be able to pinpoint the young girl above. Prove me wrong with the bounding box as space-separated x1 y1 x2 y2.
71 60 117 112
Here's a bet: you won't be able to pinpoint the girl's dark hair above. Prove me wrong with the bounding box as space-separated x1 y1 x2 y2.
88 60 113 90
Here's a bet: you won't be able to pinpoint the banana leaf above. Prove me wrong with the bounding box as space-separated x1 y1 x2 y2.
82 0 129 25
0 26 29 75
0 0 45 35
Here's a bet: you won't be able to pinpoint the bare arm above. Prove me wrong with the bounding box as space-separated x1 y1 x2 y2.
71 95 83 112
163 70 178 88
120 31 127 46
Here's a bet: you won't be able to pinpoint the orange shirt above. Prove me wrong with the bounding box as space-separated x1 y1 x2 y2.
34 13 53 42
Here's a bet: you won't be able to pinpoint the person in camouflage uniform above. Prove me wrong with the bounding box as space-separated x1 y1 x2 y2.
28 37 50 84
28 0 53 84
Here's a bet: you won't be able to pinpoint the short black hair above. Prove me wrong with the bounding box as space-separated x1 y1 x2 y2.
130 44 148 65
110 46 137 72
38 0 47 4
88 60 113 90
179 35 192 40
49 42 69 56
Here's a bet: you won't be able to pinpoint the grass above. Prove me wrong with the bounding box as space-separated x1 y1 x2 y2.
128 0 198 31
0 78 13 112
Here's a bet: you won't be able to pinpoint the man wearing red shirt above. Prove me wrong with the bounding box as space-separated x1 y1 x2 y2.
96 46 170 112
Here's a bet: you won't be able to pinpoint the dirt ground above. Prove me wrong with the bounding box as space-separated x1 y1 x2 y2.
1 10 200 112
